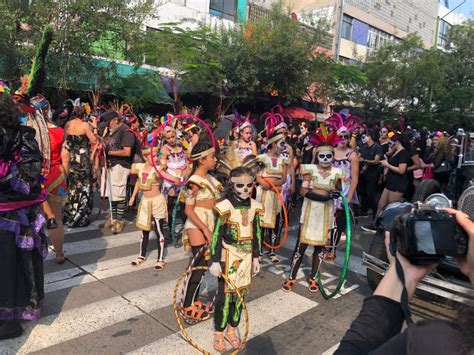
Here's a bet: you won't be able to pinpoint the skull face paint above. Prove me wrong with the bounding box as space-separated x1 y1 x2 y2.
276 139 286 153
231 175 254 200
317 150 334 167
361 135 368 144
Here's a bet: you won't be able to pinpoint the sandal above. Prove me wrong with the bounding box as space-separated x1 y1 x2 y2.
269 253 280 264
224 328 241 349
193 300 213 314
181 304 210 322
131 256 146 266
308 278 319 293
214 332 227 352
154 260 165 270
282 279 296 292
55 252 65 265
324 251 336 262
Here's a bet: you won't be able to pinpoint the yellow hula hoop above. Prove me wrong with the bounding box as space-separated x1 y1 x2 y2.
173 266 250 354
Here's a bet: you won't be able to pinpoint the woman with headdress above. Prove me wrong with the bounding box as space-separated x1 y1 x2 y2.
160 125 190 244
0 93 47 339
181 141 223 322
324 113 361 260
255 131 288 264
282 129 344 293
63 105 98 228
231 118 257 162
30 94 70 264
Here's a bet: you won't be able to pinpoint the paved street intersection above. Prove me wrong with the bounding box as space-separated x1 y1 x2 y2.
1 209 457 354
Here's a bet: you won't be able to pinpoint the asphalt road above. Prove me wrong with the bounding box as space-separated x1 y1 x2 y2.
1 207 459 354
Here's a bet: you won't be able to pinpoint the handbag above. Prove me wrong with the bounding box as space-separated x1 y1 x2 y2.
422 165 433 180
433 160 452 175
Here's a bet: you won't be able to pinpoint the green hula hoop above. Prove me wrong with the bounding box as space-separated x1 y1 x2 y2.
316 191 352 299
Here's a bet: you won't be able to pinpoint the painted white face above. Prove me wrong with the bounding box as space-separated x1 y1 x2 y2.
231 176 254 200
361 135 368 144
317 150 334 167
457 128 465 136
276 139 286 153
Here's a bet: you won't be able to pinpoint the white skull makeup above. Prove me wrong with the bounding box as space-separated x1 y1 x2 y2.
231 175 254 200
457 128 465 136
276 139 286 152
361 135 368 144
317 150 334 167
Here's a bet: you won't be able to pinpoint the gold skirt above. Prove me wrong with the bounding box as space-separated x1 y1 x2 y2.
255 186 281 229
136 194 168 231
299 198 335 246
182 206 215 251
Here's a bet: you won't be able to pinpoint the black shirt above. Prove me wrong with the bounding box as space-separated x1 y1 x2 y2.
106 124 136 169
359 142 383 176
385 148 410 193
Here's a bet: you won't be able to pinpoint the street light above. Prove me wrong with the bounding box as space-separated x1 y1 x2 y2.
434 0 466 48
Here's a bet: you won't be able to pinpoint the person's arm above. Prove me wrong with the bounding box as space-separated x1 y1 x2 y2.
84 122 98 145
108 131 133 157
272 163 287 187
128 182 140 207
407 153 421 172
184 184 213 242
108 146 131 157
311 148 317 164
251 141 258 156
382 150 408 175
347 151 359 202
210 214 225 263
60 146 70 175
300 172 331 201
252 212 262 258
364 153 381 166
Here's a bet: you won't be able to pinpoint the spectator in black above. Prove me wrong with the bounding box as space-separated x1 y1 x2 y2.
425 133 455 192
357 130 383 222
362 131 409 233
336 208 474 354
100 110 137 234
403 132 422 201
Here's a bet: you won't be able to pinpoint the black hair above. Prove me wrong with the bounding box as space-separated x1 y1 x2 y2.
191 140 213 174
366 128 376 141
71 106 86 120
230 166 253 178
0 93 21 130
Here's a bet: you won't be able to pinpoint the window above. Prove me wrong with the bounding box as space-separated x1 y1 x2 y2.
341 14 353 40
368 26 397 50
438 19 450 49
209 0 237 21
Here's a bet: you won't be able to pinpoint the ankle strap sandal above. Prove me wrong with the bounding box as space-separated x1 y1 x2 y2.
308 278 319 293
282 279 296 292
181 304 210 322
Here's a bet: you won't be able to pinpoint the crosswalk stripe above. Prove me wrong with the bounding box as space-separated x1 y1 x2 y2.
3 278 181 354
130 289 318 354
44 247 190 293
46 230 142 260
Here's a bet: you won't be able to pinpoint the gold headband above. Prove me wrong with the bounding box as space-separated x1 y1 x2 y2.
315 145 334 152
267 133 285 145
191 147 215 161
231 175 254 184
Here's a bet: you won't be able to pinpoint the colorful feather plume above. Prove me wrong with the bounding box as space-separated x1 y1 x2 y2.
324 112 364 134
309 124 343 147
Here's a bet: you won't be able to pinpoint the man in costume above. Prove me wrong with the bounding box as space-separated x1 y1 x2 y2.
256 131 288 264
209 165 263 352
282 130 344 293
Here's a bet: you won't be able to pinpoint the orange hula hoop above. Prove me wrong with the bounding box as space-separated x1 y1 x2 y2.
261 177 289 250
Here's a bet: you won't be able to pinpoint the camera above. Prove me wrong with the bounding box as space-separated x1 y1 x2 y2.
390 205 468 264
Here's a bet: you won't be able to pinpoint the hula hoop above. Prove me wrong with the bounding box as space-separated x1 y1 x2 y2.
261 178 289 250
148 114 217 187
316 191 352 299
173 266 249 354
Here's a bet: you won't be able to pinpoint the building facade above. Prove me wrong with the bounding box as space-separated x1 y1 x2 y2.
436 1 468 50
146 0 248 30
282 0 439 62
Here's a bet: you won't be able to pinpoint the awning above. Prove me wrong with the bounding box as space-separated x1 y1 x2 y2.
282 107 316 120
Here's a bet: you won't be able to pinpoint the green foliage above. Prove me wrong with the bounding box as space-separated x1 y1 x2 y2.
0 0 153 90
362 21 474 130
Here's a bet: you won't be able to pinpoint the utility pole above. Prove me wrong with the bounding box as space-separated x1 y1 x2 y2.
334 0 345 62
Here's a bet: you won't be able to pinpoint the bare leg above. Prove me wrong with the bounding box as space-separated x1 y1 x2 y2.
47 197 65 262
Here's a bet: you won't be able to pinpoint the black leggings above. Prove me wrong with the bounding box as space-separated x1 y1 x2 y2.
183 245 207 307
214 265 243 332
263 213 281 254
166 196 185 242
288 232 324 280
139 218 166 261
328 209 347 249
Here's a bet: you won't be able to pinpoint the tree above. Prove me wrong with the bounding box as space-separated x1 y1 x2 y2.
0 0 154 91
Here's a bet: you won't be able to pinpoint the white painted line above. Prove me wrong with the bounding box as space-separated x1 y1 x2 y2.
44 247 190 293
322 342 340 355
3 278 182 354
46 230 142 260
130 289 318 354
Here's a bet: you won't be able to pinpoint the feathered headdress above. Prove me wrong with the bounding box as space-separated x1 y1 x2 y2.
309 124 343 151
324 112 364 135
262 105 288 137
